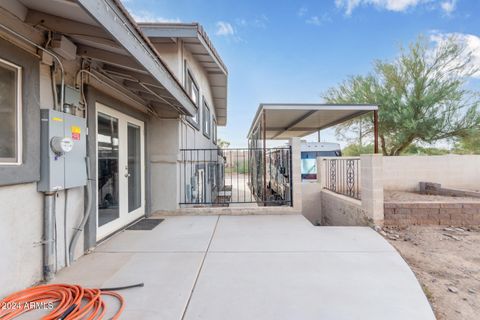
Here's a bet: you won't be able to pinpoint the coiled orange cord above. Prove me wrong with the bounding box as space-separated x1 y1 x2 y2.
0 284 124 319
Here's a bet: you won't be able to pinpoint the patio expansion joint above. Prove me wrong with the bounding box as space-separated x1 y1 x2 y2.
180 215 221 320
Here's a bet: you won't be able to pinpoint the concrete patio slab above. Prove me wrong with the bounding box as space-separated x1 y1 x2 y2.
96 215 218 253
183 251 433 320
209 215 394 252
55 252 204 320
51 215 434 320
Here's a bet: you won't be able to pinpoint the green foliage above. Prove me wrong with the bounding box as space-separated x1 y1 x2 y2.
453 130 480 154
342 143 374 156
401 144 451 155
217 138 230 149
324 36 480 156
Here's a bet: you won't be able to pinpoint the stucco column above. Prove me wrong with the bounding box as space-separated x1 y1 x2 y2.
290 137 302 212
316 157 326 188
360 154 384 225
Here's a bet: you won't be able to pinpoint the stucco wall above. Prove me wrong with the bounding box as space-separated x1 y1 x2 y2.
383 155 480 191
320 190 369 226
0 40 85 297
301 182 322 225
0 183 43 298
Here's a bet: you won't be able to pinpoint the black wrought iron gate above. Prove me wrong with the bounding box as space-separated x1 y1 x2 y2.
179 147 292 207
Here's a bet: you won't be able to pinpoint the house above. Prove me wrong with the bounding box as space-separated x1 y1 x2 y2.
0 0 226 297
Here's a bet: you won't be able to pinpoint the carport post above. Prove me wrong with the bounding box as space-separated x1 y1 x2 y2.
373 110 379 154
263 109 267 204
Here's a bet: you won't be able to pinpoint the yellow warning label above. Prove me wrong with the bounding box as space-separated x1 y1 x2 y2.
52 117 63 122
71 126 81 134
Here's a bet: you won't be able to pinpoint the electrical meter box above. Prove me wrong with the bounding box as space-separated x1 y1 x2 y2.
38 109 87 192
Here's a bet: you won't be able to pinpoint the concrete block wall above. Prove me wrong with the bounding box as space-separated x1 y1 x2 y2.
290 138 302 213
360 154 384 225
384 202 480 227
383 155 480 191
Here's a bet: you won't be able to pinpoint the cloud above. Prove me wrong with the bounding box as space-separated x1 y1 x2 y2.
335 0 438 15
128 9 181 23
236 15 269 29
430 31 480 78
306 14 332 26
297 6 308 17
440 0 457 14
215 21 235 36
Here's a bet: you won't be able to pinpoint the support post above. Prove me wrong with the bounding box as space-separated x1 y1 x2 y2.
373 110 379 154
262 109 267 204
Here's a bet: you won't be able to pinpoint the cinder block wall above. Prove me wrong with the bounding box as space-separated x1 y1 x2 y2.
383 155 480 191
384 202 480 227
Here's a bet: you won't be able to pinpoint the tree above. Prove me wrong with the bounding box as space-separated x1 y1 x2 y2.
217 138 230 149
324 36 480 156
454 130 480 154
342 143 374 156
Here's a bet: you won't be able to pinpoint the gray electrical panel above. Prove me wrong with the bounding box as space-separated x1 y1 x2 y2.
38 109 87 192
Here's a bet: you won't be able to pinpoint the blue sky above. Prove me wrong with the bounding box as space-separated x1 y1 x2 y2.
123 0 480 147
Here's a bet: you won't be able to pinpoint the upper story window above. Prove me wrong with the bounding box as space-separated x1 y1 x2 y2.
212 117 217 144
0 58 22 165
185 68 200 129
203 100 211 138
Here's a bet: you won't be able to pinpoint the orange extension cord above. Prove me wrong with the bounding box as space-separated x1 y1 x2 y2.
0 284 124 320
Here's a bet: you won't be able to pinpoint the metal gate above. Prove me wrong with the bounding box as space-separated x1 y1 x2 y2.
179 147 292 207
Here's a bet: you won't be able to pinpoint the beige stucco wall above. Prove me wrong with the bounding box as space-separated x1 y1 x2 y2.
0 183 43 298
301 182 322 225
320 190 369 226
383 155 480 191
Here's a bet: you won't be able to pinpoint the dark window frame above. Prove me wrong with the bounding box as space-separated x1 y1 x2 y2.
184 65 200 130
202 99 211 139
0 38 40 186
212 117 217 145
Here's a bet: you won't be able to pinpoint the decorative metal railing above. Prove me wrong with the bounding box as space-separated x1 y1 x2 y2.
179 147 292 206
323 157 361 199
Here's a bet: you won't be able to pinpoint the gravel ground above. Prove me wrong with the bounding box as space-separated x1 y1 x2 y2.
385 190 480 203
384 226 480 320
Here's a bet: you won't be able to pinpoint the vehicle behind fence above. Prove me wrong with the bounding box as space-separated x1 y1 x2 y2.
322 157 361 199
179 147 292 206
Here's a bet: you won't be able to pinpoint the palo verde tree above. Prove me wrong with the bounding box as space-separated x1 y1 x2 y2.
324 36 480 156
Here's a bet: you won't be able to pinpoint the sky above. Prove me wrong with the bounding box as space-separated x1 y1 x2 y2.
122 0 480 147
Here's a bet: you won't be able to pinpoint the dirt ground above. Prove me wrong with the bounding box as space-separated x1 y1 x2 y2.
385 190 480 203
384 226 480 320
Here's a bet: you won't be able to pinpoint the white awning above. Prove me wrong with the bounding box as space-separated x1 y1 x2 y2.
247 104 378 140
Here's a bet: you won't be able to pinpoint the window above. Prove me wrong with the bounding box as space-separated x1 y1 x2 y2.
0 58 22 165
185 68 199 129
202 100 211 138
212 117 217 144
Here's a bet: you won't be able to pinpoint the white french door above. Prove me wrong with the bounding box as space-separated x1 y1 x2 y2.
96 103 145 240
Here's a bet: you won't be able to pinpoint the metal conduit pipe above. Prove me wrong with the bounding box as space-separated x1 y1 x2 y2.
43 192 56 281
69 157 92 264
0 23 65 108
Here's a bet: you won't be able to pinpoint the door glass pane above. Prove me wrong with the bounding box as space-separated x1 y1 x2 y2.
128 123 141 212
97 113 119 226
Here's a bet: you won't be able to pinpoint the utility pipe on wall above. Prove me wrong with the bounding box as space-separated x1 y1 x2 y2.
43 192 56 281
0 23 65 109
